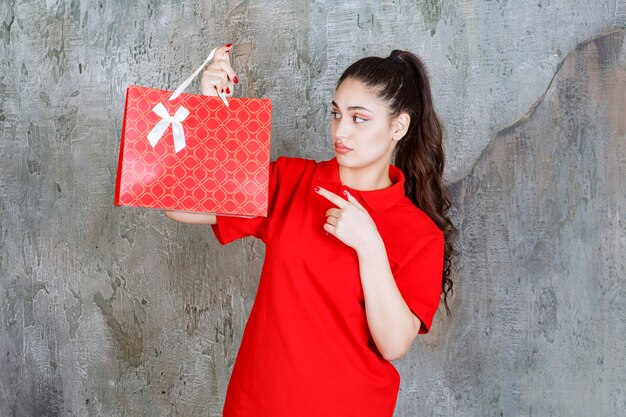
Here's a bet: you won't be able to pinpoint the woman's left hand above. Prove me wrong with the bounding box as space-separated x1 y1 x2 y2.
315 186 381 251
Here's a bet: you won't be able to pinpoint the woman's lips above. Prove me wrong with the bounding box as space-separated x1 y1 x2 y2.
334 144 352 154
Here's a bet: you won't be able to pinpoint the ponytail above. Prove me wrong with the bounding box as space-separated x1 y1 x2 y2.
338 50 457 313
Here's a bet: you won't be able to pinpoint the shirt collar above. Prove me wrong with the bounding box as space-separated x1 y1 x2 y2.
314 157 406 214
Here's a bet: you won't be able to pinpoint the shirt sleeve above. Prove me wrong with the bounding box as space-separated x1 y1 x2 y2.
393 232 444 334
210 157 284 245
211 213 267 245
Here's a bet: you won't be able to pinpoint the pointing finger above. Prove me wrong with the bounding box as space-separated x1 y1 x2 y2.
314 186 348 208
345 191 365 210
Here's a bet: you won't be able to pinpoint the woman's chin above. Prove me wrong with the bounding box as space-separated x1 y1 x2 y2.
334 153 353 164
335 154 360 169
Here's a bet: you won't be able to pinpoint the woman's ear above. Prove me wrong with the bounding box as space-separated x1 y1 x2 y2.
391 113 410 141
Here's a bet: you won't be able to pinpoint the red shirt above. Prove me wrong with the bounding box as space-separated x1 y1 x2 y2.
212 156 444 417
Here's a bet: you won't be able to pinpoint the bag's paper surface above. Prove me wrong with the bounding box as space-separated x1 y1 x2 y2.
114 85 272 217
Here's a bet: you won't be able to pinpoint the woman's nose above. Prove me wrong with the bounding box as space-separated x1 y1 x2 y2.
334 118 350 139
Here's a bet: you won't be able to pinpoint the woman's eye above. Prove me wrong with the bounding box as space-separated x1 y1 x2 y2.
353 116 366 123
330 111 340 119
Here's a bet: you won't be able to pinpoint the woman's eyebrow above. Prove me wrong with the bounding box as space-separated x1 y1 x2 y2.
331 101 373 113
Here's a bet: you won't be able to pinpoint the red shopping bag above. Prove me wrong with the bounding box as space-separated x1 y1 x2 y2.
114 48 272 217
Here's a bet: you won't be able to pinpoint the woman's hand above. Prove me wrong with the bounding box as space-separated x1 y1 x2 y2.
315 186 382 252
164 45 238 223
200 44 238 97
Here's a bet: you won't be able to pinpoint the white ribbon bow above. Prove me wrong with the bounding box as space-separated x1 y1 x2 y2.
147 103 190 153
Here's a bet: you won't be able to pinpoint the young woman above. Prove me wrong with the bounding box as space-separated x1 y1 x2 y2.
166 44 455 417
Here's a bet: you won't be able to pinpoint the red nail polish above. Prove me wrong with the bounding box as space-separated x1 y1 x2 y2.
221 88 224 93
226 87 230 94
314 186 320 192
233 76 239 84
226 43 232 48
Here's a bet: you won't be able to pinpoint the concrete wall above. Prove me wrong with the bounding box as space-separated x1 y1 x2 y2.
1 1 624 416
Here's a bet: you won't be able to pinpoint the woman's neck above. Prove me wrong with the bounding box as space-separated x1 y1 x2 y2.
338 160 393 191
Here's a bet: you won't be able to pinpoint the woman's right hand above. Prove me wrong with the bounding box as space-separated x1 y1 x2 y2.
200 44 238 97
165 44 238 225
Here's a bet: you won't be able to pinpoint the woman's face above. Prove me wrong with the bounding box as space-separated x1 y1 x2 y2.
330 78 401 171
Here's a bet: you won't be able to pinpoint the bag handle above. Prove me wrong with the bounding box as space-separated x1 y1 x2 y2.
169 47 229 106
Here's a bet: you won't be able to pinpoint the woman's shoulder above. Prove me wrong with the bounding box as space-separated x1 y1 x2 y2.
379 198 443 265
394 197 443 238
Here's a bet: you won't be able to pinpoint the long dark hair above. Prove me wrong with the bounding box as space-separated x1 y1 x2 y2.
337 50 457 313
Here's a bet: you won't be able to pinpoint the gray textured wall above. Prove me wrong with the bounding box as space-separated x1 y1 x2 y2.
1 1 625 416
